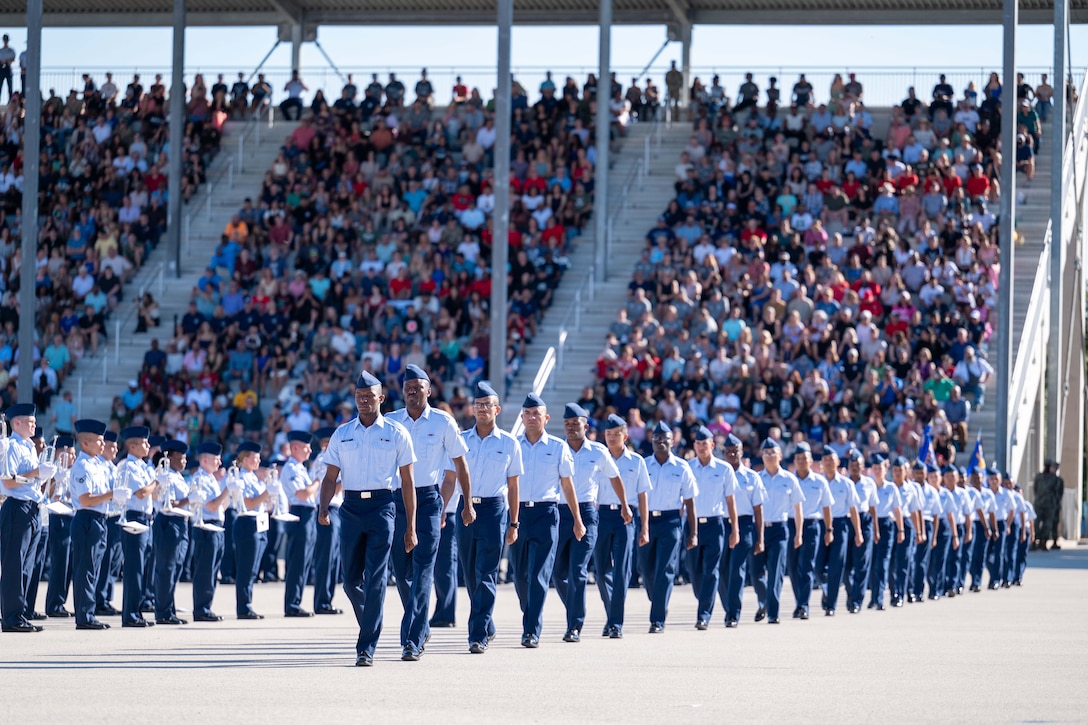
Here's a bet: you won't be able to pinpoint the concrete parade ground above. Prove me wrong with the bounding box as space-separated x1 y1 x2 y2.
3 545 1086 724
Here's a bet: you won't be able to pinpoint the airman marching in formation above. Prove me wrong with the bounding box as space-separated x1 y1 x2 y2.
0 381 1037 663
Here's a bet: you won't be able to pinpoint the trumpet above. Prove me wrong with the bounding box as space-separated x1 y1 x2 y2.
191 472 225 533
116 467 149 535
44 446 74 517
266 466 299 523
228 463 258 517
156 457 192 519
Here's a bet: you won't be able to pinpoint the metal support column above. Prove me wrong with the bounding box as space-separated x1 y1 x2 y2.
679 23 692 110
593 0 612 284
167 0 186 279
290 23 303 72
995 0 1017 472
1046 0 1068 462
489 0 513 388
17 0 42 402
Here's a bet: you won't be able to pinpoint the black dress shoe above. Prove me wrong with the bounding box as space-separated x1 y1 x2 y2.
315 607 344 615
648 622 664 633
694 619 709 630
122 619 152 628
866 601 878 610
876 603 886 611
799 609 809 620
401 645 422 661
156 616 187 625
825 609 835 617
2 621 42 633
725 619 738 628
355 653 373 667
47 609 72 618
609 627 623 638
602 626 611 637
754 607 766 622
27 611 47 621
562 629 580 642
969 585 981 593
285 610 314 618
194 614 223 622
768 618 780 624
238 612 264 620
140 605 156 614
76 620 110 630
469 641 487 654
956 587 964 596
520 634 539 648
429 620 456 628
95 606 121 617
792 607 802 619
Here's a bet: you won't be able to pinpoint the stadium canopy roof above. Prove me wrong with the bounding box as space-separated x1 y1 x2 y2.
1 0 1085 28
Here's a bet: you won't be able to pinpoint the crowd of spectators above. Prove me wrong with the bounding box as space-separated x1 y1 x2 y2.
584 70 1053 466
113 68 621 453
0 70 222 427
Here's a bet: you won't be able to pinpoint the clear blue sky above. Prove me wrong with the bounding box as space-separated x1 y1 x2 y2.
8 23 1088 105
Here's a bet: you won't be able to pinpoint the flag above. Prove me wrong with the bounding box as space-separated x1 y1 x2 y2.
966 434 986 475
918 425 935 467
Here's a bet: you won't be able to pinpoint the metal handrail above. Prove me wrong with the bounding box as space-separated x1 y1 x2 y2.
1004 64 1088 478
510 345 556 439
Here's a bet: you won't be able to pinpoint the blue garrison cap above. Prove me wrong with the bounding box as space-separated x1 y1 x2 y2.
74 419 107 436
812 450 825 462
652 421 672 436
986 465 1001 476
941 464 956 475
237 441 261 455
724 434 743 448
892 456 909 467
694 426 713 441
846 449 864 463
958 466 968 476
120 426 150 441
314 426 336 440
523 392 545 409
162 439 188 454
474 381 498 399
927 463 941 474
564 403 589 419
911 459 926 470
356 370 382 389
867 453 885 466
5 403 35 419
148 435 166 449
402 364 429 382
602 414 627 431
760 438 781 450
103 430 118 443
56 435 75 449
794 441 811 454
287 431 313 444
197 442 223 456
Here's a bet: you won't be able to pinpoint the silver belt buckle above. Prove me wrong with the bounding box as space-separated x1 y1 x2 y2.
524 501 535 508
360 491 372 500
698 517 708 524
609 504 620 510
471 497 482 504
651 511 662 517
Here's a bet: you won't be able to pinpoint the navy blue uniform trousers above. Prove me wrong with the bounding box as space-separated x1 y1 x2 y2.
457 496 506 644
0 499 42 627
553 503 598 633
191 524 225 616
233 515 267 616
45 513 73 614
392 485 442 648
685 516 725 622
511 502 559 638
153 515 189 620
313 505 342 612
721 515 754 621
787 518 821 612
121 512 152 623
70 510 107 626
340 491 395 658
594 506 635 631
430 511 458 625
637 510 682 625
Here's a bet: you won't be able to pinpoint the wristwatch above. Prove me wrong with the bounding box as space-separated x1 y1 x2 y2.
509 521 520 529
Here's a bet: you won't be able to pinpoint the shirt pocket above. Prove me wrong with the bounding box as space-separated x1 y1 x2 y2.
371 436 398 473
